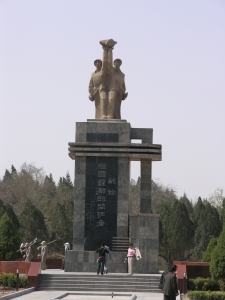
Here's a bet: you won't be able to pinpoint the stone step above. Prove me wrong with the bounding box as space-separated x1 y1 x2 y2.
38 286 161 292
38 274 162 293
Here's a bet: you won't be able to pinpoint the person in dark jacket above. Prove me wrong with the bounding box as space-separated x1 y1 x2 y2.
96 243 109 275
163 265 179 300
159 265 177 289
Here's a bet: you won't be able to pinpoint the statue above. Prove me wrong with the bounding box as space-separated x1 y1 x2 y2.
88 39 128 120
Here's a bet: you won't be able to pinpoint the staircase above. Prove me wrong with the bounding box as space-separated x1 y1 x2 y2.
38 274 162 293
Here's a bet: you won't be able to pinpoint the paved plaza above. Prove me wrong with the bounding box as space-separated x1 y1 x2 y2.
11 291 164 300
5 269 165 300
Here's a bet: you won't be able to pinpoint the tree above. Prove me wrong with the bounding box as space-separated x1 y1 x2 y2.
202 238 217 262
0 199 5 218
156 202 173 267
179 193 194 222
210 226 225 290
0 213 21 260
167 200 195 261
208 188 224 215
51 200 74 253
194 201 221 261
19 198 48 246
4 203 20 229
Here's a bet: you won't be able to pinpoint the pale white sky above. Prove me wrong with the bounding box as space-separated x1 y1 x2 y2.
1 0 225 202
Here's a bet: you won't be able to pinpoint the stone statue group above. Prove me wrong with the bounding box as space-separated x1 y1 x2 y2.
89 39 128 120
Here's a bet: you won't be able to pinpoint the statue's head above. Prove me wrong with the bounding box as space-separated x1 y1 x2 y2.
114 59 122 69
94 59 102 70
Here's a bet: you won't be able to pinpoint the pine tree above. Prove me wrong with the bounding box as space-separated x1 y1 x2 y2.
179 193 194 222
210 226 225 290
168 200 195 261
4 203 20 229
202 238 217 262
0 213 21 260
51 201 74 252
156 202 173 266
11 165 17 176
194 201 222 261
3 169 11 181
0 199 5 218
19 198 48 246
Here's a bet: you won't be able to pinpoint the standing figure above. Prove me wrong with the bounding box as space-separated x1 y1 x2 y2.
88 49 108 119
163 265 179 300
158 265 177 290
107 53 128 119
19 243 26 261
96 243 109 275
124 243 136 275
61 242 70 270
37 241 48 270
64 242 70 251
103 243 111 274
25 242 32 262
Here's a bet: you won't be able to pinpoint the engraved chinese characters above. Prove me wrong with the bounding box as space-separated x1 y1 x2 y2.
85 157 118 250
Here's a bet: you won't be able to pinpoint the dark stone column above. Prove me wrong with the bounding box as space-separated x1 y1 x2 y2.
140 159 152 213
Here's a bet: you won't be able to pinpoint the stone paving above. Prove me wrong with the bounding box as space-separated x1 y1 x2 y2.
11 291 164 300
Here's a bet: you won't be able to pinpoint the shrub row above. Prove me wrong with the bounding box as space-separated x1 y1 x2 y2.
0 273 28 288
188 291 225 300
188 277 220 291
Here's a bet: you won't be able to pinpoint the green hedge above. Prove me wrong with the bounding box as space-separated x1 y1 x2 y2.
0 273 28 288
188 291 225 300
188 277 220 291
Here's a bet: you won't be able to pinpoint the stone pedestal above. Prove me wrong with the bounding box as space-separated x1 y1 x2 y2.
66 120 162 273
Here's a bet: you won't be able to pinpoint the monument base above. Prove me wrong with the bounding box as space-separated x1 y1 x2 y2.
64 250 127 273
130 214 160 273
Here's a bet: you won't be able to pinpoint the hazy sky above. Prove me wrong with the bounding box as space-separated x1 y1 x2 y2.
1 0 224 202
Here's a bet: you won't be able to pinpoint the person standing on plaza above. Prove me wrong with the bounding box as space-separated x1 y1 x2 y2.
124 243 136 275
163 265 179 300
96 243 109 275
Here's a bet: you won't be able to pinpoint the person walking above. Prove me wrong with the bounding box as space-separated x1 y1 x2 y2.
158 265 177 289
124 243 136 275
163 265 179 300
103 243 111 274
96 243 109 275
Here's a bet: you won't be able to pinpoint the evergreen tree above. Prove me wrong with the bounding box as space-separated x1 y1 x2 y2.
194 201 221 261
51 201 74 252
168 200 195 261
210 226 225 290
0 199 5 218
11 165 17 176
4 203 20 229
220 198 225 226
156 202 173 266
3 169 11 181
19 198 48 245
202 237 217 262
0 213 21 260
43 174 56 198
179 193 194 222
193 197 205 225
